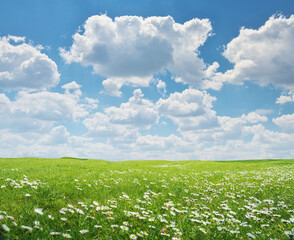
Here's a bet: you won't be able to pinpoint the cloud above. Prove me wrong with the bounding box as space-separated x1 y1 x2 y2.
0 35 60 90
101 76 151 97
84 89 158 139
241 111 268 123
61 15 214 95
156 88 219 132
209 15 294 90
104 89 158 128
155 79 167 96
40 125 70 145
276 91 294 104
156 88 216 117
0 82 95 132
273 113 294 133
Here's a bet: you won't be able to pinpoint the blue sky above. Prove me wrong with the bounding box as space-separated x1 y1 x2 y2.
0 0 294 160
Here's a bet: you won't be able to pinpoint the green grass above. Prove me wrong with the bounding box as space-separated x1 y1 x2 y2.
0 158 293 239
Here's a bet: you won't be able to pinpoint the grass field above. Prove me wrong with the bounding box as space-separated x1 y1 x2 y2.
0 158 293 239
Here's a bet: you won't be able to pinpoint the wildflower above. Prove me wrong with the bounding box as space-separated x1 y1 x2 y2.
148 225 156 228
130 234 137 239
199 228 207 234
137 232 143 237
61 217 68 221
25 194 31 197
48 215 54 219
21 225 33 231
0 215 3 220
34 208 43 215
247 233 256 239
76 209 84 215
80 229 89 234
60 210 66 215
50 232 61 235
2 224 10 232
120 225 129 231
94 225 102 228
160 232 170 236
62 233 72 238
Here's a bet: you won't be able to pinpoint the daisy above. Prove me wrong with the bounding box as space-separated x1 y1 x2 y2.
120 225 129 231
246 233 256 239
2 224 10 232
21 225 33 231
62 233 72 238
160 232 170 236
34 208 43 215
80 229 89 234
50 232 61 235
130 234 137 239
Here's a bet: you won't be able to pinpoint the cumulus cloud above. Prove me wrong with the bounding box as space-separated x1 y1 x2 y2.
136 134 192 153
208 15 294 90
155 79 167 96
273 113 294 133
241 111 268 123
40 125 70 145
156 88 216 117
276 91 294 104
105 89 158 128
156 88 219 132
61 15 214 95
0 35 60 90
0 82 96 132
84 89 158 139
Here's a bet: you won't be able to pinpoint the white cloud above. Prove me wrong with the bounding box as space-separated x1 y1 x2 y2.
101 76 151 97
104 89 158 128
84 88 158 141
0 35 60 90
136 134 192 153
156 88 216 117
61 15 214 95
241 111 268 123
155 79 167 96
276 91 294 104
0 82 95 132
208 15 294 90
156 88 219 132
273 113 294 133
40 125 70 145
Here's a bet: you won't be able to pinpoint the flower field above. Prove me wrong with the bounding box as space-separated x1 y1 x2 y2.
0 158 293 239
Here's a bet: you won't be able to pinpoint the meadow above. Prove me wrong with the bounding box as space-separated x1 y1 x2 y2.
0 158 293 239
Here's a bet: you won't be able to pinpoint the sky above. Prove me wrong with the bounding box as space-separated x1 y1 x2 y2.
0 0 294 160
